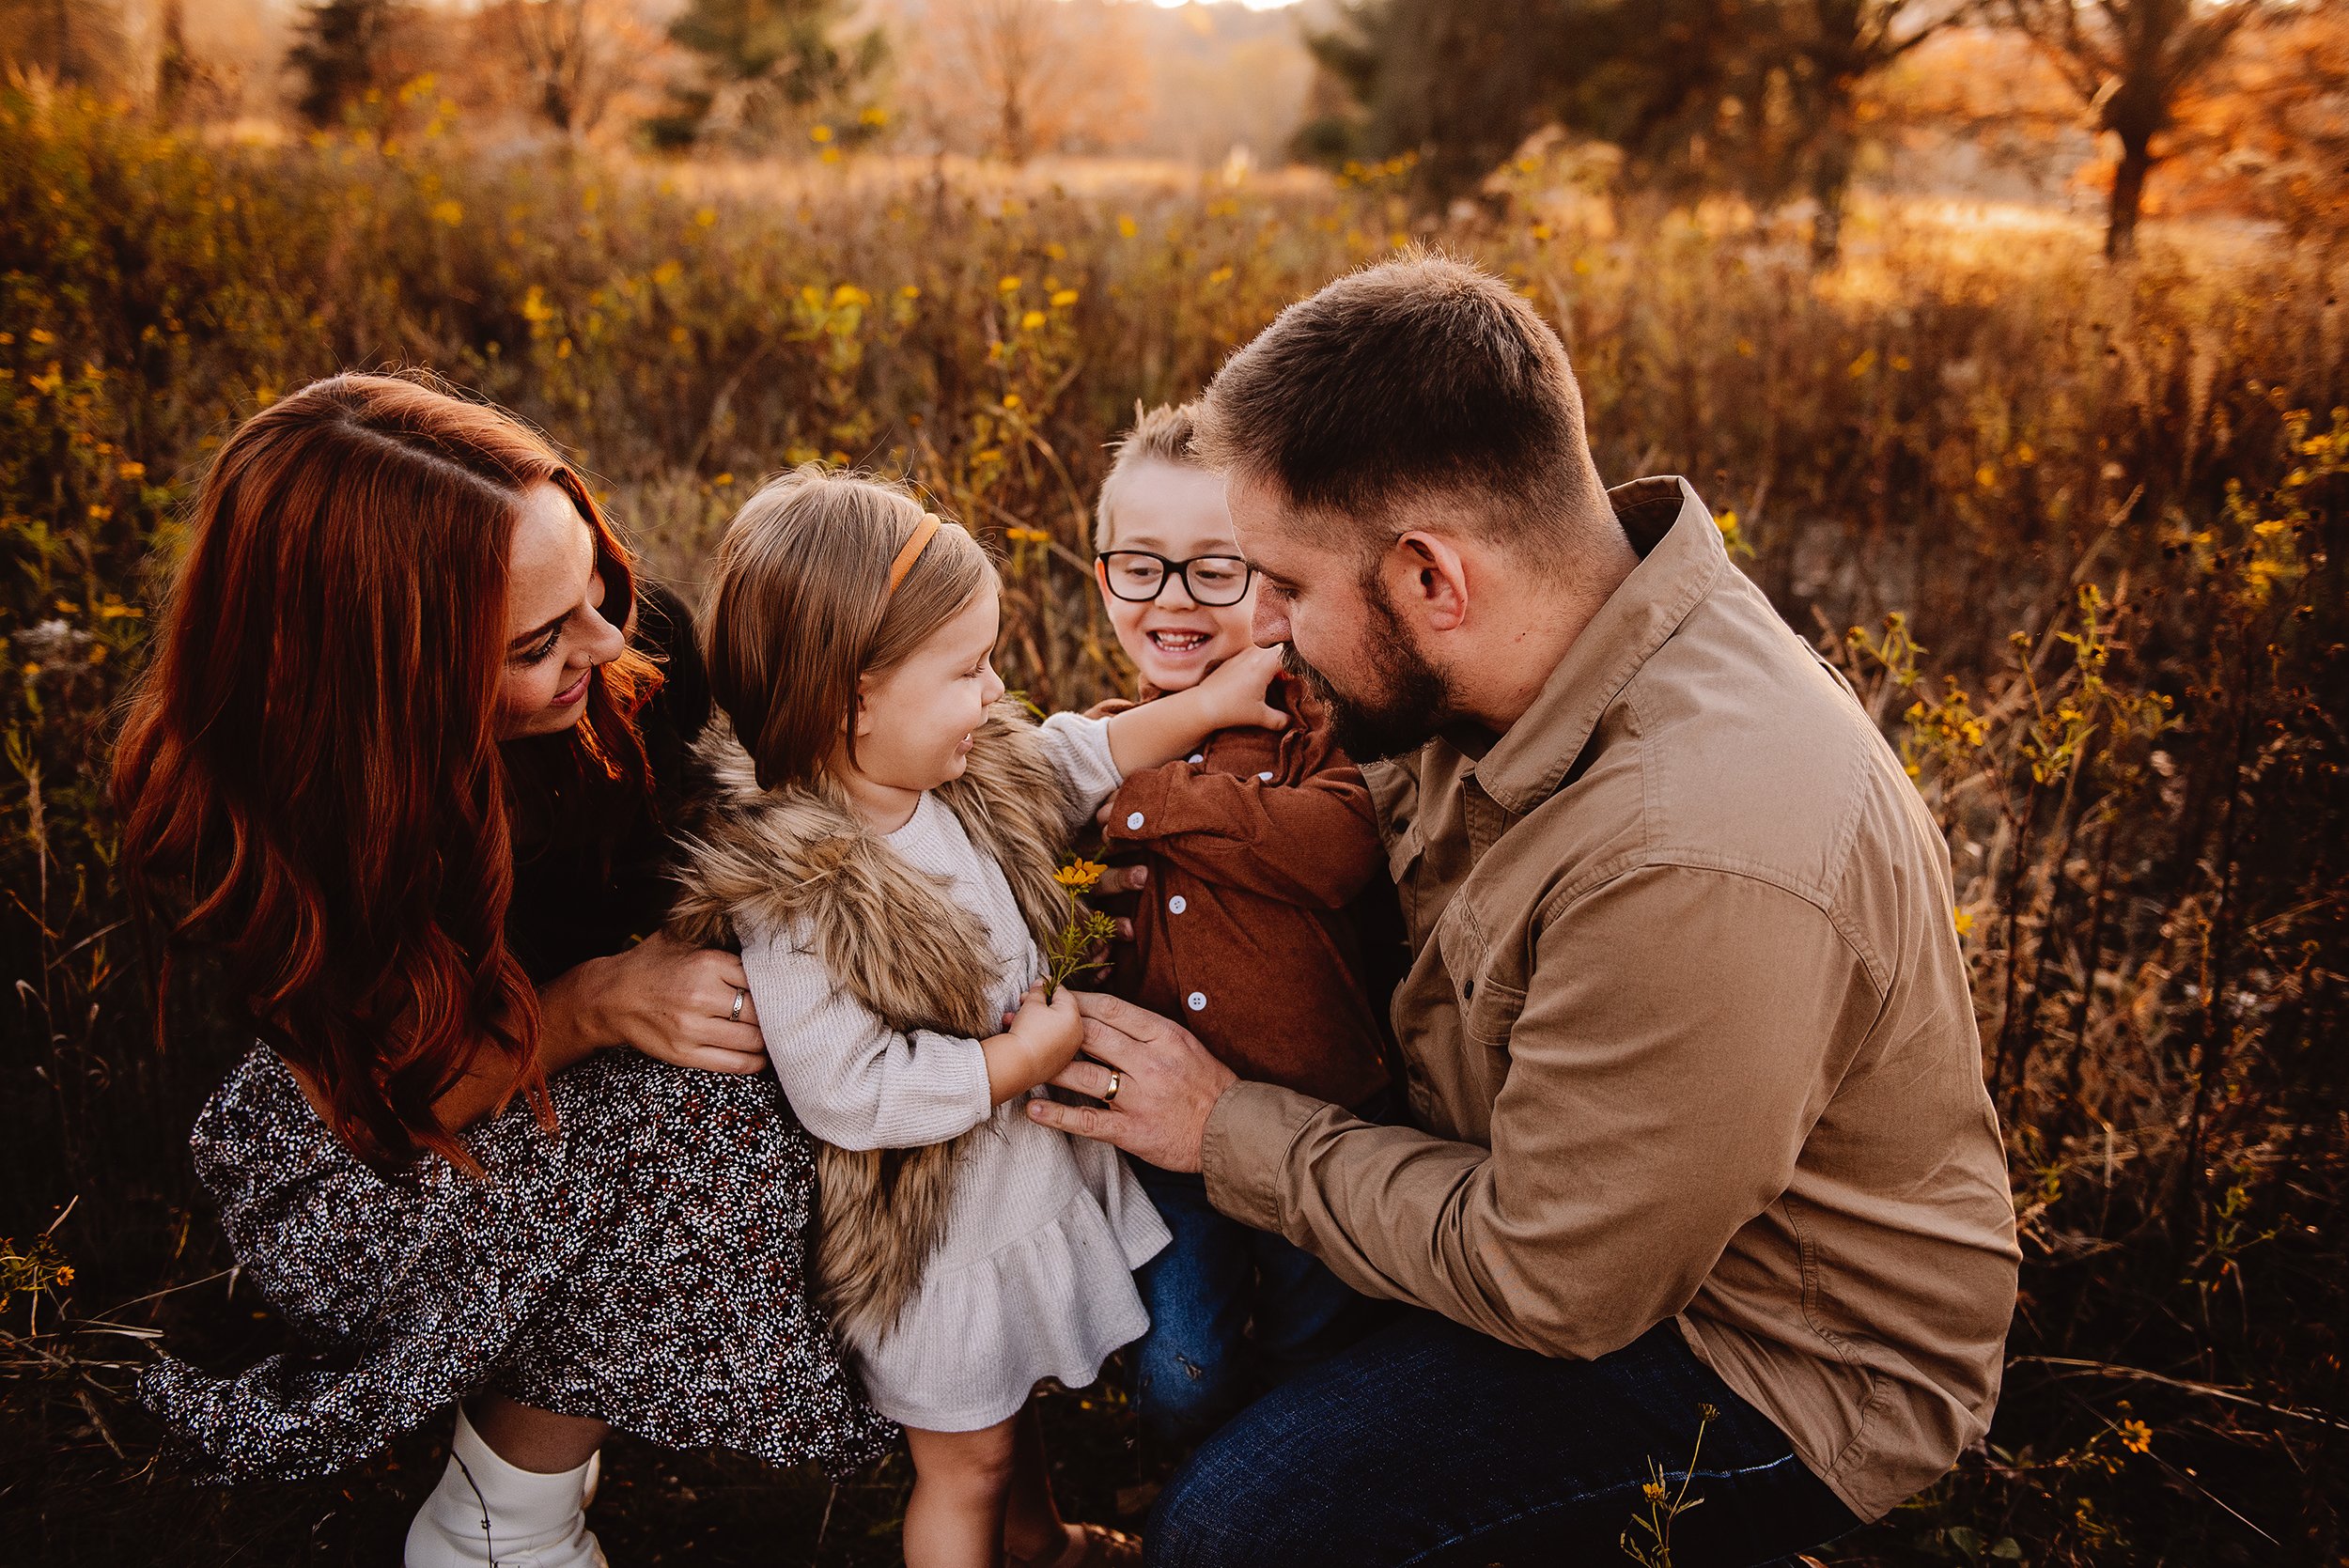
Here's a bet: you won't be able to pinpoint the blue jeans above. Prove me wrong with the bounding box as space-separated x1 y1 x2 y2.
1146 1311 1861 1568
1130 1165 1374 1451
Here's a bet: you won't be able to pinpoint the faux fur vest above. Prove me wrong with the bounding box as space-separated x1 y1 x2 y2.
666 702 1078 1350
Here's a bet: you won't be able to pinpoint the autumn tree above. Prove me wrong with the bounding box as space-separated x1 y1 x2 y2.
2084 1 2349 247
2003 0 2268 257
0 0 128 88
896 0 1149 163
474 0 655 135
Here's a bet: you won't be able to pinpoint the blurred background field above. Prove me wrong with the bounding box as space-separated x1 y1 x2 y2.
4 0 2348 1564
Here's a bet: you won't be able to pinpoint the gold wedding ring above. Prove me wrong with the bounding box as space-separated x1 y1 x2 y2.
1103 1070 1123 1104
730 987 747 1023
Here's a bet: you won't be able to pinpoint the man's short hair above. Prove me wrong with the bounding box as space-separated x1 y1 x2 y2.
1192 252 1610 563
1094 401 1200 553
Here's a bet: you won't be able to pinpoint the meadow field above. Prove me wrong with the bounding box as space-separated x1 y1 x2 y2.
3 84 2344 1565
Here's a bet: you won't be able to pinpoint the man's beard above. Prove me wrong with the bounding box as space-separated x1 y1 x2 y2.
1281 580 1454 761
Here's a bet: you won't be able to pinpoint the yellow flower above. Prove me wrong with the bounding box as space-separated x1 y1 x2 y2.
430 198 463 226
1020 309 1046 331
1953 908 1974 938
1054 858 1106 891
2118 1419 2152 1454
1050 288 1080 308
999 274 1023 294
810 123 834 144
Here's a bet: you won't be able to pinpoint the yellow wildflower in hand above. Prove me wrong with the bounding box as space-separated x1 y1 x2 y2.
1043 855 1116 997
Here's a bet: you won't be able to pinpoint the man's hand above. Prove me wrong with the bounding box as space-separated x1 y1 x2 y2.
1025 990 1238 1172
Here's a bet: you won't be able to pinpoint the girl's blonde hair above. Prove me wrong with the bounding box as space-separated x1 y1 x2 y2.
704 466 994 790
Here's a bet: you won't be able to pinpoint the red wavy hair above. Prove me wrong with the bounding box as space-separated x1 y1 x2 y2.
114 373 658 1170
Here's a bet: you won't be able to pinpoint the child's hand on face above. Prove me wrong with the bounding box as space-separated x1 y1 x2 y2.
1191 644 1289 734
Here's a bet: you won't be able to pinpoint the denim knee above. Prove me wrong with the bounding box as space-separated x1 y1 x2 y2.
1133 1320 1246 1449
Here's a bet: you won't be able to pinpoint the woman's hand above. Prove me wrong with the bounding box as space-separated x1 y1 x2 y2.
982 983 1085 1104
542 933 770 1076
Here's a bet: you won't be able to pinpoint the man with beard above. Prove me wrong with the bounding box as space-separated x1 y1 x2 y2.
1028 254 2020 1568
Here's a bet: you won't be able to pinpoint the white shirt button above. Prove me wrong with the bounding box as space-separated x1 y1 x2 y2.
1168 895 1187 915
1188 753 1204 764
1125 811 1144 830
1256 770 1274 781
1186 991 1206 1012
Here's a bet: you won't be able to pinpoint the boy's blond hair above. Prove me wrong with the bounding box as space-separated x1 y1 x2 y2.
1094 401 1203 553
703 466 993 790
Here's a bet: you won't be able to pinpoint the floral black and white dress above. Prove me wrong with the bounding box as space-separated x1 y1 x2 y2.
138 588 894 1483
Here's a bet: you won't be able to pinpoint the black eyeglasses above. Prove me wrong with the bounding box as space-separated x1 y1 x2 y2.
1097 551 1257 607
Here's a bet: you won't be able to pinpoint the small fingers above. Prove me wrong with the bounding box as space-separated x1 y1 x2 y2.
1117 863 1150 893
1112 918 1134 941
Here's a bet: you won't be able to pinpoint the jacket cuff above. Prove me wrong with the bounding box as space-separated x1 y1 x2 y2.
1103 765 1179 845
1201 1079 1324 1234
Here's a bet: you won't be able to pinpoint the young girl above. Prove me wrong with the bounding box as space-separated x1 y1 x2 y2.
670 469 1286 1568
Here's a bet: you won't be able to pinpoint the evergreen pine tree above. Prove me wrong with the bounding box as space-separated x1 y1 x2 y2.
648 0 886 150
287 0 405 128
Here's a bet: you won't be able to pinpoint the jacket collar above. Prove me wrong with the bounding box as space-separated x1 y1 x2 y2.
1470 476 1725 816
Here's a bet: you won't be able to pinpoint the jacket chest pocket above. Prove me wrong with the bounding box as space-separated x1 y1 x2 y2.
1435 904 1529 1054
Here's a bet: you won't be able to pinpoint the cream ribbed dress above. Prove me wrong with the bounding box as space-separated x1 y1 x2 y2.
738 714 1170 1433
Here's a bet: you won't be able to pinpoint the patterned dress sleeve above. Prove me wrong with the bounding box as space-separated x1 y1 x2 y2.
739 918 995 1151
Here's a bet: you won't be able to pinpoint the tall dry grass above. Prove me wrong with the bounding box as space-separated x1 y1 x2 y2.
2 84 2343 1565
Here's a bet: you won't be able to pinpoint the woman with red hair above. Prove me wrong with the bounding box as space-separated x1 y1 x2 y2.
116 374 891 1566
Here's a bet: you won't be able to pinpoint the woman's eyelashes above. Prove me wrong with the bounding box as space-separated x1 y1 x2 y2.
515 619 565 666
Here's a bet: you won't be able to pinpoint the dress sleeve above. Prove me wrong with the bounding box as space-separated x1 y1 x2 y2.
1035 711 1124 833
739 919 995 1151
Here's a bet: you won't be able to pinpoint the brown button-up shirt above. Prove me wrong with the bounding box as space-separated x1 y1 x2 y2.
1098 673 1394 1109
1201 477 2020 1523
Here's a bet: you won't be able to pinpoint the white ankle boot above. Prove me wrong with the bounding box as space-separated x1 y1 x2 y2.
404 1405 609 1568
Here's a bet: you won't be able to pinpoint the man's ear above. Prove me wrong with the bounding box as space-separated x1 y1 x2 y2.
1389 532 1470 634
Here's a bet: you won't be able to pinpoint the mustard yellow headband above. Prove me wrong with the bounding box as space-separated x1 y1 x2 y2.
885 513 941 598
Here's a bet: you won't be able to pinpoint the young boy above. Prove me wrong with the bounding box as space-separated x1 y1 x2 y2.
1086 402 1397 1452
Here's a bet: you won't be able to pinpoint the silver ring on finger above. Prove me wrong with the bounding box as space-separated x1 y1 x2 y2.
729 986 747 1023
1102 1070 1122 1104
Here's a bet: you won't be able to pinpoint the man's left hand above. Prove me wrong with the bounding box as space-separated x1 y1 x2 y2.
1026 991 1238 1172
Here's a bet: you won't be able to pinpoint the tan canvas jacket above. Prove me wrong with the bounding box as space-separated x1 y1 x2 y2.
1200 476 2021 1523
